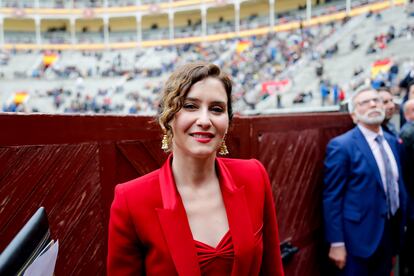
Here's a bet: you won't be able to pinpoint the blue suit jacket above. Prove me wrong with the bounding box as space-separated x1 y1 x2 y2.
323 126 408 258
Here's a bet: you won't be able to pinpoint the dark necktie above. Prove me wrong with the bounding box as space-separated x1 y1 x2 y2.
375 135 399 216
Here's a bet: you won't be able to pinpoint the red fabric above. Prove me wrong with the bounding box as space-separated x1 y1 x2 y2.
339 90 345 101
107 155 285 276
194 231 234 275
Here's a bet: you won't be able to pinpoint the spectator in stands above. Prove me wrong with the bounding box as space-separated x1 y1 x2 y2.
332 84 340 105
339 88 345 104
350 34 360 50
293 91 312 104
367 41 377 54
371 72 387 90
320 79 330 106
323 43 339 58
401 99 414 163
353 66 364 77
399 98 414 276
409 82 414 100
388 62 399 86
400 69 414 93
400 81 414 127
375 12 383 21
107 62 284 276
316 60 324 77
379 87 398 136
323 87 408 276
386 25 396 43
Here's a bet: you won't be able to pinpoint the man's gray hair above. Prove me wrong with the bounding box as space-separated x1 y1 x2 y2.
404 99 414 114
348 85 377 113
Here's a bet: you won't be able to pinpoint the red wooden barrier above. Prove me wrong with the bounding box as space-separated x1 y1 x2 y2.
0 112 353 275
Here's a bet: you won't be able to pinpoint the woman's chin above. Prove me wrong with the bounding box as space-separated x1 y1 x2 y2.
184 148 218 159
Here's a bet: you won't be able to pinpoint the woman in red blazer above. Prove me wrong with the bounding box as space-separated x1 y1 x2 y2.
107 62 284 276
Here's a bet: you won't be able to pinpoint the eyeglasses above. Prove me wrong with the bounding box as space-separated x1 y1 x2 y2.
356 97 381 107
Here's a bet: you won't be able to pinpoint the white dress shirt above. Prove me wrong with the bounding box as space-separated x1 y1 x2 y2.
357 124 399 195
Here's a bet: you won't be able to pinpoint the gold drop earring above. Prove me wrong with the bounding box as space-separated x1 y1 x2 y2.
219 137 229 155
161 134 169 152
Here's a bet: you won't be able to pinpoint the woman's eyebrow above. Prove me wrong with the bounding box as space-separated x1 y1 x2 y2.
185 98 226 105
210 101 227 106
184 97 199 102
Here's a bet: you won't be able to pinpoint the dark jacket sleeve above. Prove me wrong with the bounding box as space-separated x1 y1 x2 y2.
400 125 414 220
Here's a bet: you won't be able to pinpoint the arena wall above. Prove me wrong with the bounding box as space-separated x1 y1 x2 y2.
0 112 353 275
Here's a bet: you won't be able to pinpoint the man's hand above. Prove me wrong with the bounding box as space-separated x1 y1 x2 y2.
329 245 347 269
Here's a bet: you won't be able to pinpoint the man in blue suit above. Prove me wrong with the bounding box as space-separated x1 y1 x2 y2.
323 87 408 275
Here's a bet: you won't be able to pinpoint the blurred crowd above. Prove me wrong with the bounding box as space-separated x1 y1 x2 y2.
1 19 338 114
1 5 414 116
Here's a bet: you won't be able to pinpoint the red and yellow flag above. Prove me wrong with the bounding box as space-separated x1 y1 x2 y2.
43 52 59 66
236 40 251 53
371 58 392 79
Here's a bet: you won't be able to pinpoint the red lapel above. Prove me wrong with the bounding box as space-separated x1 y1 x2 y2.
156 155 201 276
216 158 255 276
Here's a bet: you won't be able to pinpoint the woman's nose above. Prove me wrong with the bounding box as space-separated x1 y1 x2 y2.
196 109 212 128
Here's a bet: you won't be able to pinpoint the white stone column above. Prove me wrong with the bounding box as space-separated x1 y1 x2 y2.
269 0 275 29
201 5 207 37
35 17 41 45
103 16 109 45
306 0 312 22
70 17 76 44
136 0 142 43
234 0 240 34
136 14 142 43
168 11 174 40
0 17 4 47
346 0 351 15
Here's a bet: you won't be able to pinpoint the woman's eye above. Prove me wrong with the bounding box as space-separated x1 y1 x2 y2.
211 106 224 113
183 103 197 110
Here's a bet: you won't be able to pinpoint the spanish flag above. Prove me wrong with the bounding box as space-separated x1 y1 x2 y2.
13 92 29 105
43 52 59 66
371 58 392 79
236 40 251 53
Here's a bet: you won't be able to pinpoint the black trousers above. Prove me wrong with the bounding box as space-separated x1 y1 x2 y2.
399 219 414 276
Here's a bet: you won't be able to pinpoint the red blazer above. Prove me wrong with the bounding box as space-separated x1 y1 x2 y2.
107 155 284 276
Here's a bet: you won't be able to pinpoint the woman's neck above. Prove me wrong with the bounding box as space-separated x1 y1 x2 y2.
171 153 217 189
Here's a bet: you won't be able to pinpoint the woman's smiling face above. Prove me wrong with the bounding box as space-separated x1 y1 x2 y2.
170 77 229 159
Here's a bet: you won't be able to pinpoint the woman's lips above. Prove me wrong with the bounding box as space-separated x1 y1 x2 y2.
190 133 214 143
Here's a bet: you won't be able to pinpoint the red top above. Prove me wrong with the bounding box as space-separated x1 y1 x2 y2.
194 231 234 275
